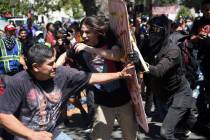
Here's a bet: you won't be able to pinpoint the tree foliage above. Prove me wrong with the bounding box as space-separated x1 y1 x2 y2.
0 0 84 19
176 5 192 19
66 0 84 19
181 0 203 10
0 1 10 14
33 0 84 19
0 0 30 16
159 0 178 5
0 0 205 20
33 0 61 14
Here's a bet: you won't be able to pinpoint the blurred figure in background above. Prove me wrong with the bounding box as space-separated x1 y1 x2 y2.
0 24 26 75
190 0 210 136
34 31 45 44
45 23 56 48
0 30 4 38
55 29 67 60
18 28 34 58
21 18 38 40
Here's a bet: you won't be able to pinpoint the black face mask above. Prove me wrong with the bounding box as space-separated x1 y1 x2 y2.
148 33 164 55
147 24 165 54
148 33 163 46
146 15 172 55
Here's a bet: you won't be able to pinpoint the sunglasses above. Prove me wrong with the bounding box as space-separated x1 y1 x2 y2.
149 24 165 34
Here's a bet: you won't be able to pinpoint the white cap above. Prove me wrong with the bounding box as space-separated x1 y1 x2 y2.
35 31 43 37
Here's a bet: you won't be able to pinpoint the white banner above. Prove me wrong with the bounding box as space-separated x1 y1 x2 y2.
152 5 180 15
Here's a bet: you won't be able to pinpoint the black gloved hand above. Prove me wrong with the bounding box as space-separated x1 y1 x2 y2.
128 51 139 63
128 51 143 72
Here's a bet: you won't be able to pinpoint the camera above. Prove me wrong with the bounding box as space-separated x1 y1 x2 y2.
66 38 78 59
66 45 88 71
67 47 77 59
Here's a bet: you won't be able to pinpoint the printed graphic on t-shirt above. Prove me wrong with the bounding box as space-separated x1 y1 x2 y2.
90 54 120 93
20 87 62 131
91 55 107 72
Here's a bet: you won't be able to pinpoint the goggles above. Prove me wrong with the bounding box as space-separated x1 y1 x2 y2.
149 24 165 34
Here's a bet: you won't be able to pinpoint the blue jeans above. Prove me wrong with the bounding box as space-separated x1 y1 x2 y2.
54 132 73 140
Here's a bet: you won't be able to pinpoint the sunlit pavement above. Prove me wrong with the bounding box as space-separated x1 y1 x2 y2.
59 111 207 140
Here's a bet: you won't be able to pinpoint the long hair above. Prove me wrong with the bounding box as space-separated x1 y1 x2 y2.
80 16 118 46
46 23 53 31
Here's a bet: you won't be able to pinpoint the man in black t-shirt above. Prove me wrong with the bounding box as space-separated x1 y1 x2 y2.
0 44 133 140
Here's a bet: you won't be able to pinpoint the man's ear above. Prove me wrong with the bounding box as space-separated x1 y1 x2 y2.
32 63 40 72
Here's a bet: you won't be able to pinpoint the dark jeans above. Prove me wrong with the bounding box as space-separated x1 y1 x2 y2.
158 86 196 140
160 106 196 140
144 87 154 116
0 128 14 140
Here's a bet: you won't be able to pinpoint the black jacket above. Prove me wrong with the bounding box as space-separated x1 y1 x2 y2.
146 40 190 104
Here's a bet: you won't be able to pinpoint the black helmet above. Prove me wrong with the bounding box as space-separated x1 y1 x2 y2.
146 15 172 54
148 15 171 37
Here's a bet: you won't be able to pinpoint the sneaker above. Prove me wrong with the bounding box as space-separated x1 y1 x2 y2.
83 128 92 133
184 130 191 137
175 129 191 137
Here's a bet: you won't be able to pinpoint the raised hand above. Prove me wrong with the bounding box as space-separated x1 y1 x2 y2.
74 43 89 53
119 63 135 79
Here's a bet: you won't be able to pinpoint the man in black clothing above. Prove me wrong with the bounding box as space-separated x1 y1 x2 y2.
139 15 196 140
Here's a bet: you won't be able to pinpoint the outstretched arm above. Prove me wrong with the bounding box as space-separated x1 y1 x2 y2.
0 113 53 140
56 52 67 67
88 63 134 84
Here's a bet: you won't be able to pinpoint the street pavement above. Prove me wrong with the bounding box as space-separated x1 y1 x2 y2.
59 110 207 140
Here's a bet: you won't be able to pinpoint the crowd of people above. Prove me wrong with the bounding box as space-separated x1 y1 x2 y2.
0 0 209 140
